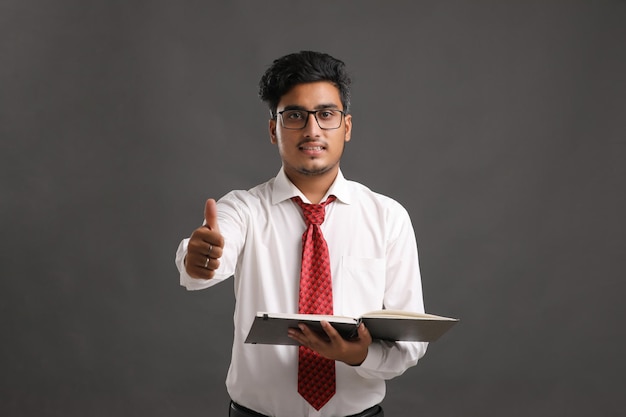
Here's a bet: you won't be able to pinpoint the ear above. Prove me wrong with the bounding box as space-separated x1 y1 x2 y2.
343 114 352 143
269 119 277 144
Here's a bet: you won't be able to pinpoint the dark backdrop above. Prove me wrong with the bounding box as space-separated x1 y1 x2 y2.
2 1 625 416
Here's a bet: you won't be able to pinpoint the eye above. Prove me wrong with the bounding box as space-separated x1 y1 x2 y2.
318 110 337 120
285 110 304 120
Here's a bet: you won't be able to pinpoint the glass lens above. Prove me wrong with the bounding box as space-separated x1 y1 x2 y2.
315 109 342 129
281 110 307 128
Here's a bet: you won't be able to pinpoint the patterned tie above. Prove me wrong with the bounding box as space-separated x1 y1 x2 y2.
292 195 337 411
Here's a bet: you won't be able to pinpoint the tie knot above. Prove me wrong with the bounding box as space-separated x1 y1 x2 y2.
292 195 336 226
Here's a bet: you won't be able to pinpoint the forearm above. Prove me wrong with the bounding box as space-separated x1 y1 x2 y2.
356 340 428 380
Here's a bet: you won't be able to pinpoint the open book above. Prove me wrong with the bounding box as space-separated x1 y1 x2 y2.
244 310 458 345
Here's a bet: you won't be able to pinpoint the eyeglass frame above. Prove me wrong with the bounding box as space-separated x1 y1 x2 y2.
275 108 347 130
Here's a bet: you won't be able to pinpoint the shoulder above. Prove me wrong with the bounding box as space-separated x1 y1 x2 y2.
216 177 277 219
345 178 410 218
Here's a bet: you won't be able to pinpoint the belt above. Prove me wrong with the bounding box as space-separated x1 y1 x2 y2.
229 401 384 417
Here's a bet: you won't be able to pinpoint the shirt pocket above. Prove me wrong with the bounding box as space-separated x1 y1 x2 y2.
338 256 386 316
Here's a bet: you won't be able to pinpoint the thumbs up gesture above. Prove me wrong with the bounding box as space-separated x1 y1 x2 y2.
185 199 225 279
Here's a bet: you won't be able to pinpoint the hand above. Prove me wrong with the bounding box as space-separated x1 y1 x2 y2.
185 199 225 279
288 321 373 366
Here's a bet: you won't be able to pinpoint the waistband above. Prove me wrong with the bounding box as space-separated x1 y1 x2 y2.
229 401 384 417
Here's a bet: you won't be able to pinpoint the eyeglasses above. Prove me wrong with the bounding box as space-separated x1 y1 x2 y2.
277 108 345 130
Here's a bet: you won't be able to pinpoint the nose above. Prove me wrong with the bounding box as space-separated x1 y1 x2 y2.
302 112 322 136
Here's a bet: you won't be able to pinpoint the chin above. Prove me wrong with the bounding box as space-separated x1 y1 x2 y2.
298 165 333 176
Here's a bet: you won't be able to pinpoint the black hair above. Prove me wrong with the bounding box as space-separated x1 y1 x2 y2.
258 51 351 118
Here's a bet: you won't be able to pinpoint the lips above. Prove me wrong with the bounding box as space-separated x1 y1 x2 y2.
299 144 325 158
298 140 326 151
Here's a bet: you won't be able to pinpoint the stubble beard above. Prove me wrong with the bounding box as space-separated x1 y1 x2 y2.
296 161 337 176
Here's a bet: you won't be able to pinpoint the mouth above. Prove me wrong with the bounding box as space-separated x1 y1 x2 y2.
298 140 327 152
299 144 326 158
299 145 325 151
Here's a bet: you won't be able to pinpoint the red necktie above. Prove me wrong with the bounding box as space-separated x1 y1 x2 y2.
292 195 337 410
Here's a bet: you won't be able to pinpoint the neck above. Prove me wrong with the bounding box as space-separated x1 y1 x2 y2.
286 166 339 204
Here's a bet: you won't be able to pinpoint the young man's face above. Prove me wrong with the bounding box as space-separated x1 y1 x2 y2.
269 81 352 182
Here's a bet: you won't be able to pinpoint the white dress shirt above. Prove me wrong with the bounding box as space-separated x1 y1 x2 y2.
175 168 428 417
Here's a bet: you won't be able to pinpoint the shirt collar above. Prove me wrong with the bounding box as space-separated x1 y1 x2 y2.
271 167 352 205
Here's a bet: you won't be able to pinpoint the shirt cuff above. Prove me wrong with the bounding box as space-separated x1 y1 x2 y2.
358 341 385 372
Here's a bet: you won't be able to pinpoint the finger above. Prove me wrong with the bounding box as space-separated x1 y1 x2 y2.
204 199 220 232
187 252 220 271
201 254 220 270
206 241 224 258
184 255 219 279
300 324 331 346
296 324 317 345
187 231 223 257
298 323 312 337
320 320 343 343
287 327 305 344
357 323 373 344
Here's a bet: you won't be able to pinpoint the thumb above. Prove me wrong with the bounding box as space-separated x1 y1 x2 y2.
204 198 220 231
358 322 372 343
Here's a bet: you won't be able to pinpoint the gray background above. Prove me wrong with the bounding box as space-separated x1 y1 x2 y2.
2 1 625 416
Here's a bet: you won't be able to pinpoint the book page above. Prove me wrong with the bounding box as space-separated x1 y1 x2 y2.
256 312 358 324
362 310 457 320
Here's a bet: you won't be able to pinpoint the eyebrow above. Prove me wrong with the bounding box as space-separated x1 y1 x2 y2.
281 103 341 111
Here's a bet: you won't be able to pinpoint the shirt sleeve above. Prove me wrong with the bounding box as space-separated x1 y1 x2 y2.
355 201 428 379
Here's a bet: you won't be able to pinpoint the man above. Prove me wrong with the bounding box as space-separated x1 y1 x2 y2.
175 51 427 417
